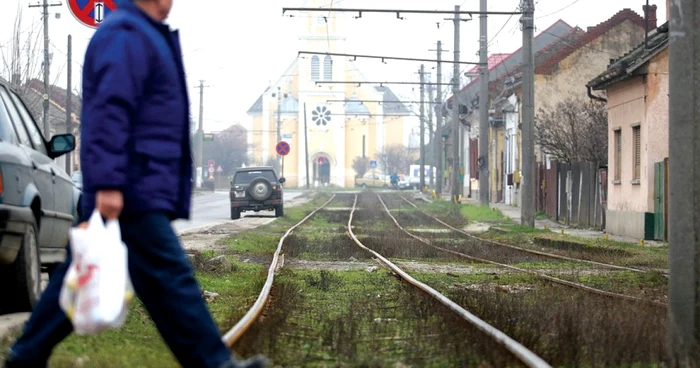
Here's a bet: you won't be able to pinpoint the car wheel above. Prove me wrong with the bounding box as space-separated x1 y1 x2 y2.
275 205 284 218
0 223 41 313
231 208 241 220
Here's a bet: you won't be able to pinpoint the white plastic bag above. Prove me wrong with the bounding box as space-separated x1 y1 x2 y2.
59 210 134 335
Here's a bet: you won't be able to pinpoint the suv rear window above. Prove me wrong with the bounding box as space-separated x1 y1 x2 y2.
233 171 277 185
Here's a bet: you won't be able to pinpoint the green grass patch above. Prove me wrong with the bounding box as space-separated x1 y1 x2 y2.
0 258 267 367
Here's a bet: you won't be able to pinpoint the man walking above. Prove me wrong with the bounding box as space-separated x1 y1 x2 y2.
3 1 268 367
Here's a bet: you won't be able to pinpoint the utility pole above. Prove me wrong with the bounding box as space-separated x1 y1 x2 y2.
451 5 462 203
479 0 490 206
520 0 535 227
304 102 310 189
419 64 426 192
431 41 445 196
195 80 209 187
276 86 282 173
427 78 435 188
668 0 700 362
29 0 62 138
65 34 72 173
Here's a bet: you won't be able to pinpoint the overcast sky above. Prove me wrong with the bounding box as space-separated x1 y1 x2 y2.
0 0 666 133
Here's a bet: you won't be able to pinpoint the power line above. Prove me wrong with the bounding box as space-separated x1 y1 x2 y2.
535 0 580 19
315 81 454 86
298 51 480 65
283 7 523 17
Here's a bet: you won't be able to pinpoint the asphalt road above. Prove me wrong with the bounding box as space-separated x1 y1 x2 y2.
172 190 302 234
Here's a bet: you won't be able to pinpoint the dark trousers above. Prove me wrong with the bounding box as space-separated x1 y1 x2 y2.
7 213 232 368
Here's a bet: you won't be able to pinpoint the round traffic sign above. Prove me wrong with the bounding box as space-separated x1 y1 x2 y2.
68 0 118 28
208 159 215 167
208 167 215 173
317 157 325 164
276 141 290 156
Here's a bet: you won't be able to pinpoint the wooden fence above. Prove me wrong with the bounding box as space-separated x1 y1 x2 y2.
536 161 607 229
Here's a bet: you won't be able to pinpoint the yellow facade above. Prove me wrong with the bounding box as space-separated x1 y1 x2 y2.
245 0 412 188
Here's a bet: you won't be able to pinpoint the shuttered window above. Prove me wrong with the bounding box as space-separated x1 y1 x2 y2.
324 56 333 80
614 129 621 181
311 56 320 81
633 126 641 180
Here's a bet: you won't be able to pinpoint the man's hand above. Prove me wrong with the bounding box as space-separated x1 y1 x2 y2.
96 190 124 220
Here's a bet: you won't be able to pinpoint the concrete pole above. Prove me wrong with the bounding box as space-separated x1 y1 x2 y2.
419 64 426 191
276 86 282 173
196 80 205 182
435 41 444 196
65 35 72 173
451 5 461 203
42 0 50 138
668 0 700 362
479 0 490 206
520 0 536 227
428 79 435 188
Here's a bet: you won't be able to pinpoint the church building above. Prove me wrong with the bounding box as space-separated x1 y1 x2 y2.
245 0 414 188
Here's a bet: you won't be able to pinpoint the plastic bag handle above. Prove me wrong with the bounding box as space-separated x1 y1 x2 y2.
87 210 122 242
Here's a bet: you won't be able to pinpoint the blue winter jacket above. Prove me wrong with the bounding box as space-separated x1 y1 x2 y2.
80 0 193 220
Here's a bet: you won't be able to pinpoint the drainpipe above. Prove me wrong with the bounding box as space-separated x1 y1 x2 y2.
587 85 607 103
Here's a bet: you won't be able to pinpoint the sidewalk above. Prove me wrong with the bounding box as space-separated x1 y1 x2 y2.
437 194 665 247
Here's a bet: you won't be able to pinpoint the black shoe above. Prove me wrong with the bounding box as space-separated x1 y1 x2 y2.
219 355 270 368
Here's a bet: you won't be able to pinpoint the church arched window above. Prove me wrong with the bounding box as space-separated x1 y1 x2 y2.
311 56 320 81
323 56 333 80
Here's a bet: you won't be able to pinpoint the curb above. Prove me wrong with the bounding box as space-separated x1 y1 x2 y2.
0 313 30 341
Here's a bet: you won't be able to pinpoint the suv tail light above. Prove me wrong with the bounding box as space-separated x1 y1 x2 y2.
0 167 4 197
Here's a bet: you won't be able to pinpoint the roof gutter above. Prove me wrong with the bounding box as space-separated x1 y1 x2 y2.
587 85 607 103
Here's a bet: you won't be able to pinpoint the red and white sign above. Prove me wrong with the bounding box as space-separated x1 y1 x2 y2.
317 157 325 164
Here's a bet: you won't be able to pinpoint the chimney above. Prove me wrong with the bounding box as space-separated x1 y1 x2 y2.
643 4 658 32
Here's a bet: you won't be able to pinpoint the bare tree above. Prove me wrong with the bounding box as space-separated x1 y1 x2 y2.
535 96 608 164
1 6 43 101
202 126 251 176
351 156 369 178
377 144 415 175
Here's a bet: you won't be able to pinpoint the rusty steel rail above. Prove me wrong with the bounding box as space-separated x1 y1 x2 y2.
398 195 663 275
222 194 337 347
347 195 552 368
383 195 666 308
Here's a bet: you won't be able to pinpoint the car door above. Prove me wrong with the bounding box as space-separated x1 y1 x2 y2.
9 92 73 247
0 87 55 248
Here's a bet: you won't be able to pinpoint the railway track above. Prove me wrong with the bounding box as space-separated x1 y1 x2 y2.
382 194 665 307
222 192 550 366
346 194 551 368
399 195 667 276
221 194 337 346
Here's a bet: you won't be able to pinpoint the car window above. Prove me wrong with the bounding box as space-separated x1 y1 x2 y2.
233 171 277 185
0 87 32 148
8 92 46 154
0 88 18 143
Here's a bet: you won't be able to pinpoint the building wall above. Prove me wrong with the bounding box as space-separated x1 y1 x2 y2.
605 76 647 238
643 48 669 211
536 20 645 111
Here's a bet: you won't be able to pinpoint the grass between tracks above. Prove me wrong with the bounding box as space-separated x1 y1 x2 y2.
417 198 668 270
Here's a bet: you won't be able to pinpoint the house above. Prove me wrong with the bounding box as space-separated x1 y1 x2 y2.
22 78 82 172
587 19 669 240
441 19 577 196
246 0 413 187
444 7 653 208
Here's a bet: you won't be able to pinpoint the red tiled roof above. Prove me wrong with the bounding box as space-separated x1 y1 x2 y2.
26 78 82 115
536 8 647 74
465 54 510 75
447 19 575 102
